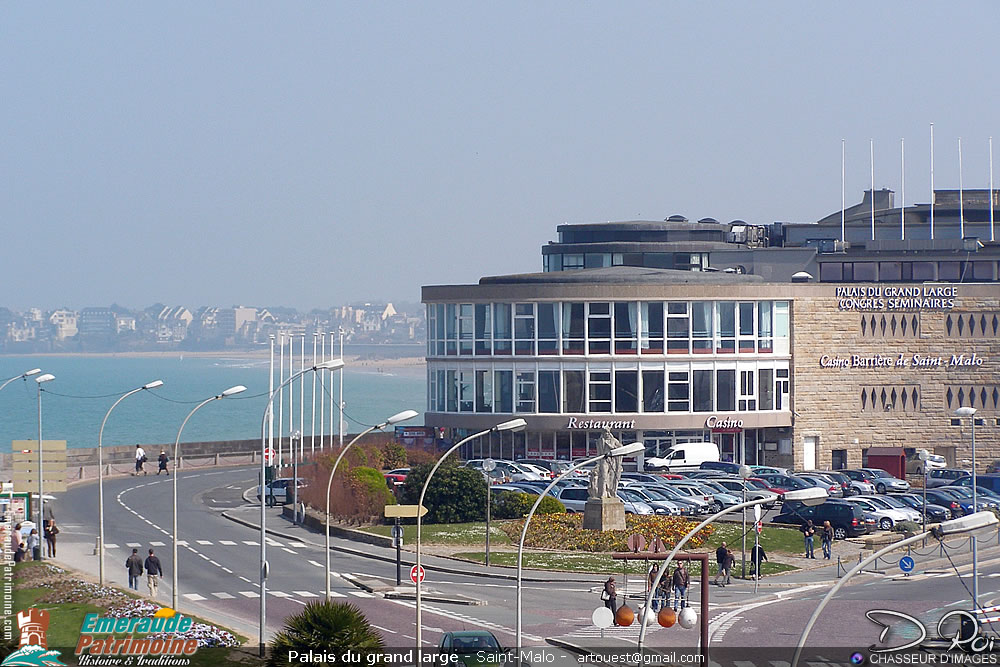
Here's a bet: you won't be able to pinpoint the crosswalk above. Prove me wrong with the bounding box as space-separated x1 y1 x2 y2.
105 537 304 550
181 589 373 602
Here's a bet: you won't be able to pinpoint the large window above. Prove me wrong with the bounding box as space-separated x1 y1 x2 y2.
474 304 492 355
515 371 535 413
716 302 736 354
563 370 586 412
692 370 713 412
642 370 664 412
514 303 535 356
587 303 612 354
738 303 755 353
668 371 690 412
538 371 560 413
614 303 638 354
475 370 492 412
458 304 474 355
588 371 612 412
494 370 512 413
716 369 736 411
562 303 585 355
666 302 689 354
692 302 713 354
537 304 559 355
615 370 638 412
641 302 664 353
493 304 512 355
759 368 774 410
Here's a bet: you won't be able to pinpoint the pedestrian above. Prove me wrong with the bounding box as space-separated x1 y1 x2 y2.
14 542 25 563
27 529 40 561
157 451 169 475
672 562 690 611
43 520 58 558
125 549 144 591
713 542 729 586
725 548 736 584
647 566 660 611
144 549 163 599
10 523 22 554
656 571 670 612
749 543 768 579
135 444 147 476
602 576 618 622
801 519 816 558
821 520 834 560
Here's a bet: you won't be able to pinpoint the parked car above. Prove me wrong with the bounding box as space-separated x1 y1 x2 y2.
683 470 733 479
615 489 656 515
952 474 1000 495
771 499 869 539
683 479 743 508
660 481 720 513
894 493 952 522
848 495 922 529
384 468 408 489
516 459 572 476
491 484 538 495
939 486 999 513
465 459 544 482
799 469 860 496
620 487 683 515
755 474 813 494
698 461 744 476
793 473 844 499
646 484 713 514
256 477 307 505
552 486 589 512
749 465 789 476
907 452 947 475
645 442 720 472
843 468 910 494
987 461 1000 474
710 478 779 509
922 488 968 517
924 468 970 488
630 487 691 515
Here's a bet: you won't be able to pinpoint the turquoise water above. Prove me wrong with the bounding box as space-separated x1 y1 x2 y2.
0 354 426 451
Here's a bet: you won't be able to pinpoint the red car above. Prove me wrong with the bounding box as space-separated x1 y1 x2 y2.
384 468 408 489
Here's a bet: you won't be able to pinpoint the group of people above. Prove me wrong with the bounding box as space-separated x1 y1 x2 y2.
800 519 835 559
601 563 692 623
711 541 769 585
9 519 59 562
125 548 164 599
134 444 170 476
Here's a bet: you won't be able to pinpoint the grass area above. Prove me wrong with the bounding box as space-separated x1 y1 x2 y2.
451 551 798 577
704 522 805 554
360 521 512 545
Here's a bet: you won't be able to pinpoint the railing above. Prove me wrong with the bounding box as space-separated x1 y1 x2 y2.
66 450 261 483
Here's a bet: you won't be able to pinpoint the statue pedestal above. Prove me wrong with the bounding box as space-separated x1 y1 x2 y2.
583 497 626 531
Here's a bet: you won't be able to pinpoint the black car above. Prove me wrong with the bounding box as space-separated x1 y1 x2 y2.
771 499 869 539
800 469 853 496
699 461 745 475
894 493 952 522
922 488 967 516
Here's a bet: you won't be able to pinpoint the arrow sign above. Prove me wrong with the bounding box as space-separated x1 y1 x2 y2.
899 556 915 573
385 504 428 519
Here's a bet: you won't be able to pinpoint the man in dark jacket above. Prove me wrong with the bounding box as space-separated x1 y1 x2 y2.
749 543 768 579
672 562 690 610
144 549 163 599
713 542 729 586
126 548 144 590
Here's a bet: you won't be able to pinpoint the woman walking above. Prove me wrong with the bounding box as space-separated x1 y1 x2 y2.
602 576 618 622
821 520 834 559
44 520 58 558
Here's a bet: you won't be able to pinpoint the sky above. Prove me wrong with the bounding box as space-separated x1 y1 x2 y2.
3 3 999 311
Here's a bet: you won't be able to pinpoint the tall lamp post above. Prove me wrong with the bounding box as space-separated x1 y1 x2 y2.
738 464 752 578
792 512 997 667
98 380 164 586
259 359 345 657
638 486 828 652
324 409 418 599
415 418 527 648
0 368 40 508
35 373 56 554
172 385 246 610
516 441 645 650
956 406 979 608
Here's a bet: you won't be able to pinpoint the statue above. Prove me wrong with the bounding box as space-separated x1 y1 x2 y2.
587 430 624 500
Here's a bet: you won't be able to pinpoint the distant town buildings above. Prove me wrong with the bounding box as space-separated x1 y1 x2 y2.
0 301 424 353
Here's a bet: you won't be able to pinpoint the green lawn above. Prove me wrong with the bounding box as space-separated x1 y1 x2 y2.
451 551 797 577
704 522 805 554
360 521 511 545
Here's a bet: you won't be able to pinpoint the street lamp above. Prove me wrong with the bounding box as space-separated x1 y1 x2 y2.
791 511 998 667
515 441 645 650
171 385 246 610
324 409 418 599
956 406 979 608
415 418 527 648
0 368 40 511
35 373 55 556
97 380 164 586
259 358 345 657
637 485 828 652
738 464 752 578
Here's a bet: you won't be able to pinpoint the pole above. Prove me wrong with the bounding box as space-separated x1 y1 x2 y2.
959 138 965 239
972 416 978 609
991 136 996 242
741 486 747 578
278 334 285 469
486 481 491 567
268 336 274 472
292 435 299 523
901 137 906 240
36 384 44 560
923 469 928 533
841 139 846 243
338 327 345 447
300 336 305 462
700 554 709 666
753 525 760 594
329 331 335 449
311 334 317 457
870 139 876 241
930 122 935 239
395 517 402 586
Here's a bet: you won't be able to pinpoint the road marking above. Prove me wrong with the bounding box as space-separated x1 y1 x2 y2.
265 538 282 546
281 548 297 555
389 599 541 642
105 543 119 550
289 542 308 548
196 540 213 545
221 567 233 574
208 560 220 567
349 591 374 598
329 572 342 578
150 541 165 547
326 591 347 598
294 591 318 597
126 542 141 547
219 540 237 546
372 625 397 634
308 560 323 568
212 592 235 599
197 554 210 560
176 541 189 546
242 541 259 546
182 593 206 601
239 576 252 583
239 591 260 598
270 591 290 598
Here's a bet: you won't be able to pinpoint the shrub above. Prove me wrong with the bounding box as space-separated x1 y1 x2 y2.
399 462 487 524
350 466 396 518
893 521 921 534
491 491 566 519
268 601 383 667
406 446 438 466
381 441 408 470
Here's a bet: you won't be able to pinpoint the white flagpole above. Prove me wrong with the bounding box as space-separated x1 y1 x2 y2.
320 332 326 449
901 138 906 240
930 123 935 240
959 138 965 238
991 137 995 242
870 139 876 241
311 333 317 457
300 334 306 461
330 330 336 447
841 139 846 243
269 334 274 467
278 333 285 468
339 327 345 447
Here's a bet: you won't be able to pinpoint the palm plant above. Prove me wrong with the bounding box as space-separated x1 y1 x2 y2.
268 600 384 667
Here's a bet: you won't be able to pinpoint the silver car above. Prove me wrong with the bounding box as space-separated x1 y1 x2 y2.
712 477 779 509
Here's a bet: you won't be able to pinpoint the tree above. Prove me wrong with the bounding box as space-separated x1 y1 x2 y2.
268 601 383 667
399 462 487 524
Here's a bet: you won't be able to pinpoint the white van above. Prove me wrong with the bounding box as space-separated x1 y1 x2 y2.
644 442 720 472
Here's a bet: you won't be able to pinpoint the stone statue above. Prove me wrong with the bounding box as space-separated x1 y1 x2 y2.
587 430 624 499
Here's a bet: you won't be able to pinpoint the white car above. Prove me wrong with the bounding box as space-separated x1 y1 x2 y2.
846 496 920 530
465 459 544 482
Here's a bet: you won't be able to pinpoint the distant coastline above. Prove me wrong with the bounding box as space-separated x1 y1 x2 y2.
0 349 426 366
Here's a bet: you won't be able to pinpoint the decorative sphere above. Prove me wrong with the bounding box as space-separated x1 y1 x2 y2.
615 604 635 627
657 608 677 628
678 607 698 629
641 607 657 626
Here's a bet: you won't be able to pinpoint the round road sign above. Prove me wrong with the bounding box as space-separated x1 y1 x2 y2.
483 458 497 472
899 556 915 573
592 606 614 628
410 565 425 583
263 448 276 465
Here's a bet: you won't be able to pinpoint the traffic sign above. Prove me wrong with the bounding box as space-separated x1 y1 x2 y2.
592 606 614 629
755 521 763 534
753 505 762 521
410 565 425 583
483 458 497 472
263 448 276 465
385 504 428 519
899 556 915 573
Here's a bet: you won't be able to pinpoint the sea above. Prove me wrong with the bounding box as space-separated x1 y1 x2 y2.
0 347 426 452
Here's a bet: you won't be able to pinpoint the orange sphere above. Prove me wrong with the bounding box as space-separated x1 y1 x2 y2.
658 608 677 628
615 604 635 627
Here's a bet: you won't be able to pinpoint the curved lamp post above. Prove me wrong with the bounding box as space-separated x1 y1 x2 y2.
259 358 345 657
171 384 246 610
956 405 979 609
98 380 164 586
637 485 828 651
415 418 527 648
791 511 998 667
35 373 56 556
324 409 418 599
0 368 40 509
516 441 645 650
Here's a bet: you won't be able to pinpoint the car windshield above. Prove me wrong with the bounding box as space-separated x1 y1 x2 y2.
864 497 896 510
451 635 500 652
875 495 908 509
621 489 645 502
896 495 920 508
869 470 892 479
747 479 769 490
946 487 974 499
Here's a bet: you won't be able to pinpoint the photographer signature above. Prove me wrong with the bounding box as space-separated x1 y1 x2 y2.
867 609 997 654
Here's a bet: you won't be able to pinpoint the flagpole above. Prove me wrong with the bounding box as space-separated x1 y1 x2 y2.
900 138 905 240
930 123 935 240
990 136 995 242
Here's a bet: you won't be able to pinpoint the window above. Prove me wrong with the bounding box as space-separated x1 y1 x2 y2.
716 369 736 411
435 369 446 412
515 371 535 413
435 304 446 355
538 371 561 413
739 302 755 352
642 302 664 353
563 370 586 412
912 262 935 280
691 302 713 354
588 303 612 354
458 304 474 355
776 368 789 410
588 371 611 412
759 368 774 410
666 302 689 354
446 370 457 411
514 303 535 355
459 370 474 412
971 261 994 280
614 302 638 354
494 370 513 413
642 370 664 412
537 303 559 355
585 253 611 269
562 254 584 270
615 370 638 412
668 371 689 412
854 262 877 281
758 301 773 353
879 262 902 282
774 302 789 338
693 370 713 412
445 304 457 355
474 304 492 355
716 302 736 353
819 263 843 281
475 370 492 412
739 369 756 411
562 303 585 355
493 304 512 355
427 305 437 356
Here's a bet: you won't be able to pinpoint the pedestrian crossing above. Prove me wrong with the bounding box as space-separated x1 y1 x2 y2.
104 537 317 550
180 589 361 601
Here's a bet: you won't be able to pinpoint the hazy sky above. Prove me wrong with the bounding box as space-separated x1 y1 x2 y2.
3 3 998 311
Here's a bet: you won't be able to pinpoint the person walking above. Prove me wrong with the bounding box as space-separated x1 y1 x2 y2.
135 444 147 476
821 520 834 560
647 566 660 611
656 572 670 613
723 547 735 584
602 576 618 622
157 451 169 475
125 549 144 590
713 542 729 586
10 523 22 555
26 529 40 561
43 520 58 558
801 519 816 558
144 549 163 599
672 562 690 611
749 543 768 579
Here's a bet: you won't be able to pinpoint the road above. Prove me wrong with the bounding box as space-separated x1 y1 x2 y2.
47 465 999 658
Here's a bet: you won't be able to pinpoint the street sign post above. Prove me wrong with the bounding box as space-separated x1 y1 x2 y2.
899 556 915 575
385 504 428 519
410 564 425 584
392 520 404 585
483 459 495 567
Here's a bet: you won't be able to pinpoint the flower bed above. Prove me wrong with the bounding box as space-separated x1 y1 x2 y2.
500 514 714 552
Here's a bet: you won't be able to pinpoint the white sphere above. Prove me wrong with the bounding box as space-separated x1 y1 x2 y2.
641 607 657 626
678 607 698 629
592 606 614 629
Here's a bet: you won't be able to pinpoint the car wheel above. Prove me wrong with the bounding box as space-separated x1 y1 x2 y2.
876 483 887 494
834 526 847 540
879 517 893 531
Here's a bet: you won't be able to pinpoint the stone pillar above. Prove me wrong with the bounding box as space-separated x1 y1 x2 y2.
583 497 626 531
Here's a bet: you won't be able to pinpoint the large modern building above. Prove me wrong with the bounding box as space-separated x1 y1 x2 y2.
422 189 1000 471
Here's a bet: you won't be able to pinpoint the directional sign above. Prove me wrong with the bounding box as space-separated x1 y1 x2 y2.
899 556 915 573
263 448 276 465
385 504 428 519
410 565 425 583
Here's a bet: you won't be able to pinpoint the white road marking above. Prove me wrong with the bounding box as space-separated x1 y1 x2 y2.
349 591 375 598
126 542 141 547
183 593 206 601
270 591 290 598
239 591 260 598
289 542 308 548
196 540 212 545
308 560 323 568
242 540 259 546
105 543 119 550
219 540 237 546
212 592 235 599
293 591 318 597
221 567 233 574
372 625 397 634
150 541 165 547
